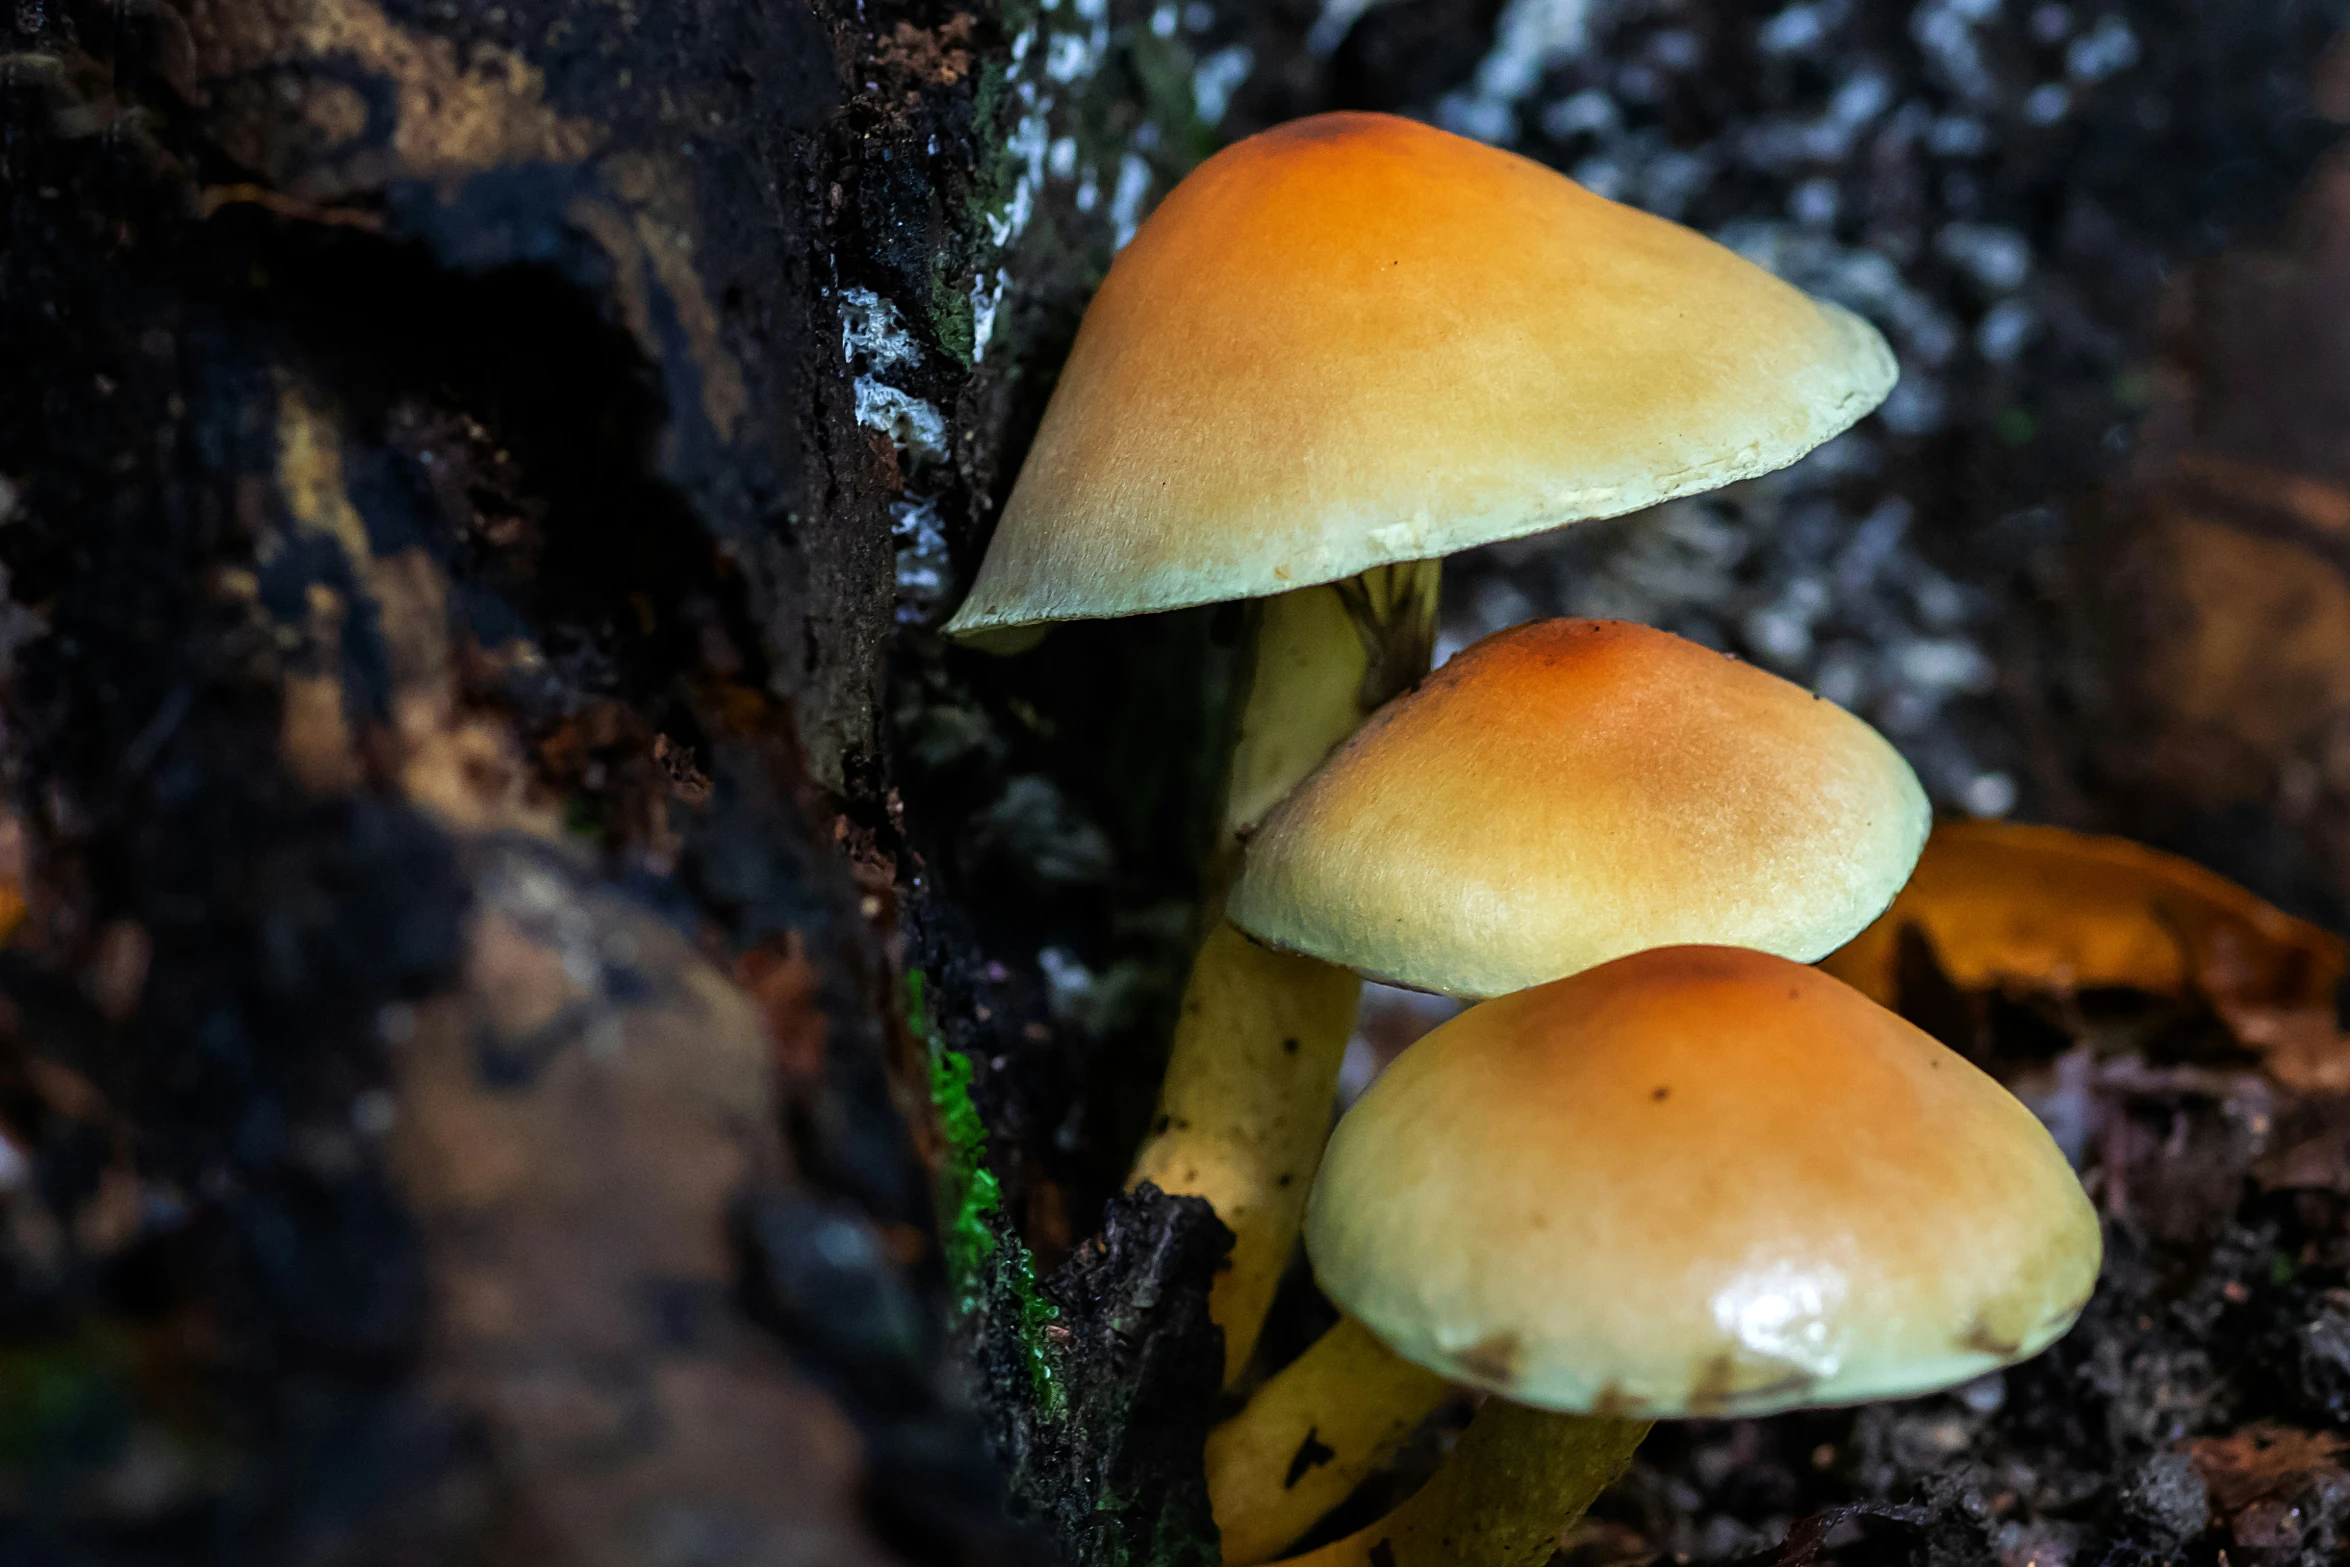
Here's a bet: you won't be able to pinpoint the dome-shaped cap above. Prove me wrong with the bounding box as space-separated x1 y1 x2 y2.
944 113 1895 637
1306 946 2101 1418
1225 619 1929 999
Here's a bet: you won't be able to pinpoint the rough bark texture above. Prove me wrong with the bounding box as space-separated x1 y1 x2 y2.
0 0 1254 1553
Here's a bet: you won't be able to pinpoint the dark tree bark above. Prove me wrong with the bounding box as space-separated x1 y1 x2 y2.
0 0 1238 1559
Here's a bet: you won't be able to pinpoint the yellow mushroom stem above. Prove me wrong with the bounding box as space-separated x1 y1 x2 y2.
1137 926 1361 1381
1206 1315 1452 1566
1129 561 1440 1386
1283 1401 1653 1567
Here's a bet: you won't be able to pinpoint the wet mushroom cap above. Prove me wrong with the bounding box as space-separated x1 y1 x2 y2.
1226 618 1930 1000
1305 945 2103 1418
943 112 1895 637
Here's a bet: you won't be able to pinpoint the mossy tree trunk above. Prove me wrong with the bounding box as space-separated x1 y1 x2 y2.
0 0 1267 1560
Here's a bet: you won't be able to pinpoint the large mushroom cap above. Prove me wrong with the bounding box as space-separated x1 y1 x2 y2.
1307 946 2102 1418
1226 618 1929 1000
944 112 1895 637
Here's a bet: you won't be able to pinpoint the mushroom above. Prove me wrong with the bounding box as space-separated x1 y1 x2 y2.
1214 946 2101 1566
1229 617 1932 1002
1202 618 1929 1559
945 111 1897 1380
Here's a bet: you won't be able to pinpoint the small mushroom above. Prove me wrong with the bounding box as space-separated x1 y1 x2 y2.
1212 946 2102 1566
946 112 1897 1380
1228 618 1932 1002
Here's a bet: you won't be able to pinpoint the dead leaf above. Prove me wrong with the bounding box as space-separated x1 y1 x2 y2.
2119 467 2350 805
2227 1005 2350 1095
2184 1423 2347 1515
1821 821 2344 1014
2252 1099 2350 1191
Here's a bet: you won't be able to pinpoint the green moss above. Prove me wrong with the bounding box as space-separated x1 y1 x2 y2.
967 54 1020 247
908 969 1062 1412
929 262 979 369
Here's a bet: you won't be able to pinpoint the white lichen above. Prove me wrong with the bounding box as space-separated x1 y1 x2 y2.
970 267 1008 365
987 89 1051 248
837 287 948 461
853 381 948 462
837 286 922 372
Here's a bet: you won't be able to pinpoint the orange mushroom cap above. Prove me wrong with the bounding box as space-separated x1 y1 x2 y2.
1307 946 2102 1418
945 112 1894 637
1227 619 1929 999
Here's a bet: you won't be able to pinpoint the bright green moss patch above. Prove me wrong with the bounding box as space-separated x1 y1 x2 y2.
909 968 1062 1411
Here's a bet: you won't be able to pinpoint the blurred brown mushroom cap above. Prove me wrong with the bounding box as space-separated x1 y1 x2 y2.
1306 945 2102 1418
944 113 1895 637
1226 619 1929 1000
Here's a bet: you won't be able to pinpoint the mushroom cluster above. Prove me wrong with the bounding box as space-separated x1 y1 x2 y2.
949 110 1897 1382
1199 615 2097 1564
947 110 2102 1567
